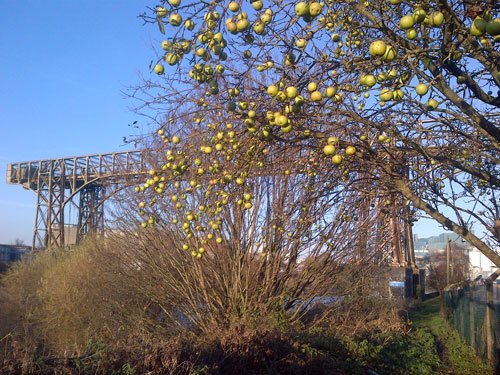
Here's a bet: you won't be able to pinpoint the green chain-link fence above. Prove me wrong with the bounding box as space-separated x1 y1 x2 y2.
443 284 500 362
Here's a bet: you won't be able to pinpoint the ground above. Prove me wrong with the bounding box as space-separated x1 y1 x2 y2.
409 297 494 375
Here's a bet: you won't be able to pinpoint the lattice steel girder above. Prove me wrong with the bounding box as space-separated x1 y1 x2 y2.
7 150 149 194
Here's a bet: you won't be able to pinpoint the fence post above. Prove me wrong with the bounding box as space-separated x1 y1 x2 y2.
485 282 495 361
469 292 475 348
459 288 465 337
446 237 450 285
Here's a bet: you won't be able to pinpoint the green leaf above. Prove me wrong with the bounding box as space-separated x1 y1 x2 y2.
157 20 165 34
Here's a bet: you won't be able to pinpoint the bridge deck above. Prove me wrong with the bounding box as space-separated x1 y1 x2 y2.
7 150 150 191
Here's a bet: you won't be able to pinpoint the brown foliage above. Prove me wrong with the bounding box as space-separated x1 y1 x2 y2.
0 231 408 374
426 244 470 291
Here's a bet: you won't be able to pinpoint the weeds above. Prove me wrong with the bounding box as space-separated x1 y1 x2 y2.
410 297 493 375
0 241 491 374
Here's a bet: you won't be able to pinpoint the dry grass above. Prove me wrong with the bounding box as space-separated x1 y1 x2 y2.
0 240 152 369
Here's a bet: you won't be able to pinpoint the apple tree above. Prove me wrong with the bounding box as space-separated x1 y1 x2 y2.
108 118 397 328
131 0 500 269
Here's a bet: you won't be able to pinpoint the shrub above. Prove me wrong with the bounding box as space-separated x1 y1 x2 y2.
340 329 440 375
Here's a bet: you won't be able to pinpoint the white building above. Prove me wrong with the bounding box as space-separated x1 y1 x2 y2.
468 247 499 279
414 233 499 280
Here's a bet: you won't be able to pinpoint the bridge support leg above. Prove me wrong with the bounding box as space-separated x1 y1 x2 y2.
32 161 65 250
32 183 48 250
77 184 104 244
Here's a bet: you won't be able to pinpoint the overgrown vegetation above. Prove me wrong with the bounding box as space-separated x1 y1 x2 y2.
3 0 500 372
410 297 493 375
0 242 491 374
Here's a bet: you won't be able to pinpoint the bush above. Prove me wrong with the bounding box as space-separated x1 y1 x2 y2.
340 328 440 375
4 236 479 375
0 240 154 371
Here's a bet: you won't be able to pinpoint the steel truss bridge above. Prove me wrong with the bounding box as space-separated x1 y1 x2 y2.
6 150 152 250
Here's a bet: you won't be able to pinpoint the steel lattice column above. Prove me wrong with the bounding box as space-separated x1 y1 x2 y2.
32 160 65 249
77 184 104 243
33 180 49 249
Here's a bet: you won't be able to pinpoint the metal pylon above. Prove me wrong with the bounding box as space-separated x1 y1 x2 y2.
77 184 105 243
32 160 65 249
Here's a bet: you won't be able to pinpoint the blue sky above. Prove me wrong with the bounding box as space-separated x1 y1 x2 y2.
0 1 158 245
0 0 442 246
